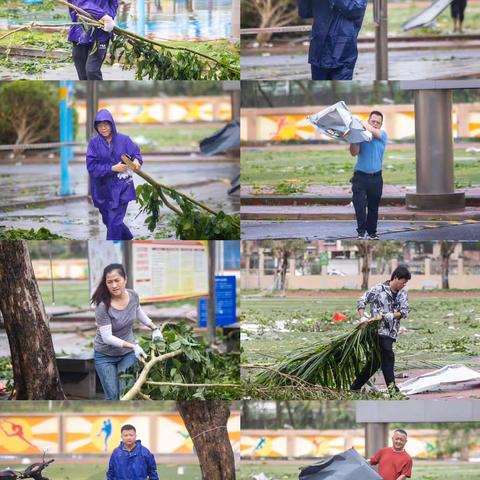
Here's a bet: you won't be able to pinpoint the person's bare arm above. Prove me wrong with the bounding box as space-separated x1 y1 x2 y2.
364 123 382 139
350 143 360 156
396 475 407 480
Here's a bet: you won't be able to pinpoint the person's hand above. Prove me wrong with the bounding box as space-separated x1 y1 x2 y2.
383 312 395 322
101 15 115 33
152 328 163 342
132 159 142 172
133 344 147 360
112 162 128 173
357 316 370 329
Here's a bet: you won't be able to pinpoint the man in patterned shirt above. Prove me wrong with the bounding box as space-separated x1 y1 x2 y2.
351 265 411 393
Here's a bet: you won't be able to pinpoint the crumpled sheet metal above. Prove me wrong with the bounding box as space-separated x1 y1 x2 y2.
307 101 372 144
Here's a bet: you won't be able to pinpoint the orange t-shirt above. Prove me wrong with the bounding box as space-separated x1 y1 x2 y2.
370 447 413 480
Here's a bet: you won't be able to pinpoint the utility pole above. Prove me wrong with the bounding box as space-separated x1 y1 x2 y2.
374 0 388 80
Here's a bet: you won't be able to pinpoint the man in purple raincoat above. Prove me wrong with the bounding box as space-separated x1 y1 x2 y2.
68 0 118 80
86 109 143 240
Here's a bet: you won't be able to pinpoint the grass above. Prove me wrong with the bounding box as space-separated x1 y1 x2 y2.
241 296 480 373
238 463 480 480
2 463 202 480
75 124 220 150
241 149 480 188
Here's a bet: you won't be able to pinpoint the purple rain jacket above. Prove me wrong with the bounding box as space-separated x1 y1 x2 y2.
68 0 118 45
86 109 143 210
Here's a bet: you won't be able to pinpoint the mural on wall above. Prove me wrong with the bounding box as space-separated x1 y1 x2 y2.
0 413 241 456
77 98 231 124
0 417 60 455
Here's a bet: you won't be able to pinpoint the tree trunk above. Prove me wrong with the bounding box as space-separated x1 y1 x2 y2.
177 400 235 480
0 241 66 400
440 241 455 290
357 243 373 290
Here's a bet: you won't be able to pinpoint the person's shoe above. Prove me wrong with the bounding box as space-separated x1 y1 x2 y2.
357 232 367 240
368 233 380 240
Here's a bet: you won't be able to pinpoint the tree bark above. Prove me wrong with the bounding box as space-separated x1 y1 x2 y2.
177 400 235 480
440 241 455 290
0 241 66 400
357 243 374 290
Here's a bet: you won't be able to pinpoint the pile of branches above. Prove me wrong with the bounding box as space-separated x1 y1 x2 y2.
120 322 240 401
57 0 239 80
252 318 382 391
122 154 240 240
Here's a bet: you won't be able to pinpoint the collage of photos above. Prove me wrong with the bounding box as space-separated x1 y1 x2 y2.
0 0 479 479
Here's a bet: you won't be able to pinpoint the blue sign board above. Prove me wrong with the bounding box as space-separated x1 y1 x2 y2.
198 275 236 327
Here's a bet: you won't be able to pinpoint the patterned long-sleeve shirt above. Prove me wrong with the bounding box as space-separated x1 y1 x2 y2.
357 281 410 340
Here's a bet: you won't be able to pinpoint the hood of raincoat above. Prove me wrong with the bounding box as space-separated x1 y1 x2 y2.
107 440 159 480
94 109 118 138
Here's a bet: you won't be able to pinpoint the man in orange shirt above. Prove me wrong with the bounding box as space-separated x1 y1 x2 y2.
368 429 413 480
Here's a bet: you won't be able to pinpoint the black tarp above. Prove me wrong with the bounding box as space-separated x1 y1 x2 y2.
299 448 382 480
199 120 240 156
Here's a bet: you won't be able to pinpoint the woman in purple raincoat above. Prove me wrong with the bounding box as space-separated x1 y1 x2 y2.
68 0 118 80
86 109 143 240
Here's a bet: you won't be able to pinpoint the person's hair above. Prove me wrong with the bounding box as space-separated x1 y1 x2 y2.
391 265 411 281
394 429 408 437
121 424 136 433
90 263 127 310
369 110 384 122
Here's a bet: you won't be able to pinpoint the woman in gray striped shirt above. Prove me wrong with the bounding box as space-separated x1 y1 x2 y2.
91 263 162 400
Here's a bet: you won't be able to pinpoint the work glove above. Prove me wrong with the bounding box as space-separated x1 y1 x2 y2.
133 344 147 360
152 328 163 342
383 312 395 322
102 15 115 33
359 316 370 324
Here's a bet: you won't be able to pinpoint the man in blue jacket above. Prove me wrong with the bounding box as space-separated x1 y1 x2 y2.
68 0 118 80
107 424 159 480
298 0 367 80
86 109 143 240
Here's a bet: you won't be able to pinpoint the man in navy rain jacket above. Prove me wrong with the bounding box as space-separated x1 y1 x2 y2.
86 109 143 240
68 0 118 80
298 0 367 80
107 424 159 480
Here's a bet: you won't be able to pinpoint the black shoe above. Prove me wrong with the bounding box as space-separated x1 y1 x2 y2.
368 233 380 240
357 233 366 240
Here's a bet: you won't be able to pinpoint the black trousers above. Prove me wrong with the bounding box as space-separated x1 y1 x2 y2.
351 335 396 390
311 64 354 80
72 41 109 80
352 170 383 236
451 0 467 21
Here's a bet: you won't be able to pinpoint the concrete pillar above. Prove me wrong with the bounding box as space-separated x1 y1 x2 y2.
259 249 265 276
365 423 389 458
231 0 240 41
458 257 464 275
374 0 388 80
425 257 431 276
231 90 241 121
406 90 465 210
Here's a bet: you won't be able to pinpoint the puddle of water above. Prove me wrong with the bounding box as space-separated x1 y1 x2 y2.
1 0 232 41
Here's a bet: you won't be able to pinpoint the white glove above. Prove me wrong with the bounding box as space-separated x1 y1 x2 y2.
359 316 370 324
102 15 115 33
152 328 163 342
133 344 147 360
383 312 395 322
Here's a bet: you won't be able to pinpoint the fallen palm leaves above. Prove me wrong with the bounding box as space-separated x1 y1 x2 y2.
122 154 240 240
56 0 239 80
120 322 240 401
252 317 382 391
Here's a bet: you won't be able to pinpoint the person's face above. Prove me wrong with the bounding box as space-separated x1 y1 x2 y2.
392 432 407 451
105 270 127 297
391 277 408 292
121 429 137 448
97 121 112 138
368 114 383 129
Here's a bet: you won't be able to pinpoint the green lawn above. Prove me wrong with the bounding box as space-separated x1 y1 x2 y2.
242 295 480 372
241 149 480 188
238 463 480 480
38 280 90 309
3 463 202 480
75 124 220 150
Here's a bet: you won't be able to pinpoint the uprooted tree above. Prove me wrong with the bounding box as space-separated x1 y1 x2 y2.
0 241 66 400
177 400 236 480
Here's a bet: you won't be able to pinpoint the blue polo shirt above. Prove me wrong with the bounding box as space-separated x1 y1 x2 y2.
354 130 388 174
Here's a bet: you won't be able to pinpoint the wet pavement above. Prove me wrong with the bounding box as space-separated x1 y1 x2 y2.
0 161 239 239
241 48 480 80
241 219 480 240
